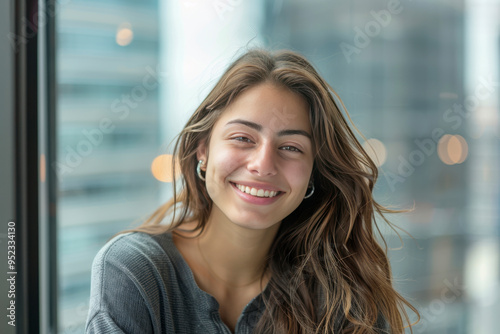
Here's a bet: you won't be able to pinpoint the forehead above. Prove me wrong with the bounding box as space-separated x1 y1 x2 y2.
216 83 311 132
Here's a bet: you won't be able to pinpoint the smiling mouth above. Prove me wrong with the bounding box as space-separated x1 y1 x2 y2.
231 182 282 198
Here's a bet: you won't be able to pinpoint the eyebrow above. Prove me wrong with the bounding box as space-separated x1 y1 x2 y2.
225 119 312 139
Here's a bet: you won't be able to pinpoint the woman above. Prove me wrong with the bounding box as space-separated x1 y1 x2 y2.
86 49 418 333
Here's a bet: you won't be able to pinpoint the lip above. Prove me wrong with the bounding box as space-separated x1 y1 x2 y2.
229 181 283 192
230 182 284 205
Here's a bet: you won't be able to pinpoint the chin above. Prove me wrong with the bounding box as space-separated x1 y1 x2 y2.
228 212 285 231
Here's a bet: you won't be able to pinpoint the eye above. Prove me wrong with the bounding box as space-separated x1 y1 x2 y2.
280 146 302 153
232 136 253 143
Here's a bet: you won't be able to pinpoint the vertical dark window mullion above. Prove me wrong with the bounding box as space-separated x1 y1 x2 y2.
15 0 40 332
46 0 58 331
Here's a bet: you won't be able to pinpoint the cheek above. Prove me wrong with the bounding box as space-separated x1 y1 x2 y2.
205 148 246 202
286 162 313 188
207 146 243 182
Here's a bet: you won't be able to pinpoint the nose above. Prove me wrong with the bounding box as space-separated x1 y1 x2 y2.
247 142 278 176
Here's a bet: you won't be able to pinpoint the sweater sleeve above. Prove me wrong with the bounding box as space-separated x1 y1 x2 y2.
85 234 156 334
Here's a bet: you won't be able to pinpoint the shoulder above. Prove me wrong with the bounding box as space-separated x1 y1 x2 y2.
91 231 177 282
94 232 163 263
87 232 178 333
89 232 183 313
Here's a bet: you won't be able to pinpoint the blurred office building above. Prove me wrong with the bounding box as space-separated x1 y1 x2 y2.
56 0 160 331
55 0 499 333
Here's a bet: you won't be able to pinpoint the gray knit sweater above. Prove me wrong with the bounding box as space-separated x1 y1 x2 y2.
85 232 267 334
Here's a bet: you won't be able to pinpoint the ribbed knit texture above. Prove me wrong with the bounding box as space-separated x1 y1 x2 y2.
86 232 267 334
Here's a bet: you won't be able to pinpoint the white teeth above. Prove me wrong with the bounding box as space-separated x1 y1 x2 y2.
235 183 279 198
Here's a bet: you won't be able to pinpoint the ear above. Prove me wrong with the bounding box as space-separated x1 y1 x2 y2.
196 139 207 168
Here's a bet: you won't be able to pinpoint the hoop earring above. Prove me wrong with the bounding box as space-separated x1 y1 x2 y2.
196 160 206 181
304 182 315 199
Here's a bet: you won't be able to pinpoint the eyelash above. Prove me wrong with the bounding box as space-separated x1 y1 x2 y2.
281 146 302 153
233 136 253 143
231 137 303 153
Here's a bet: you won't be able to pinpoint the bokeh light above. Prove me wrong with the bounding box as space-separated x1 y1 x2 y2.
438 134 468 165
362 138 387 167
151 154 180 182
116 23 134 46
40 153 46 183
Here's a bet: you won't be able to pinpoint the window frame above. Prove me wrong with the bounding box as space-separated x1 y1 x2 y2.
3 0 58 333
14 0 41 332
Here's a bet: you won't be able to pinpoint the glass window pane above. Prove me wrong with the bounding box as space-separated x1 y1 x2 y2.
56 0 160 331
54 1 500 333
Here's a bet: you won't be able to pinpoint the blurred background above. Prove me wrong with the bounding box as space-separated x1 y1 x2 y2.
51 0 499 332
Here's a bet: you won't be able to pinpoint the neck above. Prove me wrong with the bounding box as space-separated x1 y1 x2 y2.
197 208 280 287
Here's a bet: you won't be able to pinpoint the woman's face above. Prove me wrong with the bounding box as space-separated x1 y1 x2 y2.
198 82 314 231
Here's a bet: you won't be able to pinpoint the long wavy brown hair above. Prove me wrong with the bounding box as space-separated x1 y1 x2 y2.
131 49 419 333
